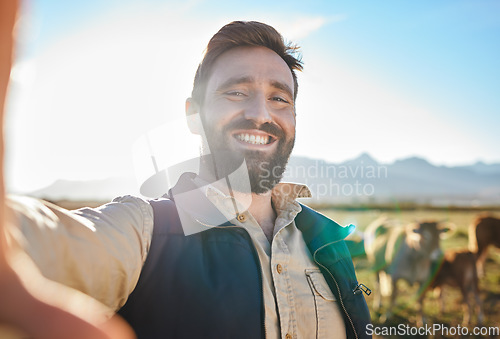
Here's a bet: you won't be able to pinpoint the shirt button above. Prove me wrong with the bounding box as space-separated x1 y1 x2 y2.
285 334 292 339
237 214 246 222
276 264 283 274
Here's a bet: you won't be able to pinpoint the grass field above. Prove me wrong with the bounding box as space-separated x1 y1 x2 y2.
318 208 500 338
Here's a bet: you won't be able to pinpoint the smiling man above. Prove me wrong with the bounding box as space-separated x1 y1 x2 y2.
4 21 371 338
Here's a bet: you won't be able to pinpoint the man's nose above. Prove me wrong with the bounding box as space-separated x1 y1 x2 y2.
243 95 272 125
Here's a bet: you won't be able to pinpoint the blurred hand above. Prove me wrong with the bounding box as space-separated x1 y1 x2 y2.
0 1 135 338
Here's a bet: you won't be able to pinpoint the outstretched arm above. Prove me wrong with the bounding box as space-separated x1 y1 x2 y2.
0 1 135 338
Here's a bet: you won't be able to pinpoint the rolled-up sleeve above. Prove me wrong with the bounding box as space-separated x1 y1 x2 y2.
5 195 154 311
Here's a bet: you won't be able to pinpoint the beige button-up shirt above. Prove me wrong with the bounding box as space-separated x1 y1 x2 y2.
5 177 346 339
196 178 346 339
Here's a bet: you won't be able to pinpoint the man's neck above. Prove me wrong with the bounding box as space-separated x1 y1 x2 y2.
228 187 277 243
247 192 277 242
198 167 277 242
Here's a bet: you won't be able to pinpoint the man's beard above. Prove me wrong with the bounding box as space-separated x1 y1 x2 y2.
201 119 295 194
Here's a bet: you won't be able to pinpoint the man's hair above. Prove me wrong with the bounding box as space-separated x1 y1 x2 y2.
191 21 303 107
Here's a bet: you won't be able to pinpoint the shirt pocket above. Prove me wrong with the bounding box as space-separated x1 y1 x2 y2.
305 269 346 339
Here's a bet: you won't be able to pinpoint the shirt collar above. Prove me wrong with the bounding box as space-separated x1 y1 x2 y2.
193 175 311 223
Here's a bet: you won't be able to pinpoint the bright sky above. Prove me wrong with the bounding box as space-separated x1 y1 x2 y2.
5 0 500 193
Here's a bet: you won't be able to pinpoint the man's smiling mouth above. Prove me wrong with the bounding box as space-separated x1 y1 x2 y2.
234 133 273 145
232 129 278 146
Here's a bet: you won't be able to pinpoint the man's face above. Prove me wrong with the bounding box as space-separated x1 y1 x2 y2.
199 46 296 194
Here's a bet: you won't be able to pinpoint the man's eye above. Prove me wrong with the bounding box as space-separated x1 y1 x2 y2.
271 96 289 103
226 91 245 96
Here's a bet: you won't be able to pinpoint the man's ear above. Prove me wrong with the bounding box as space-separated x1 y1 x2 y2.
185 98 202 135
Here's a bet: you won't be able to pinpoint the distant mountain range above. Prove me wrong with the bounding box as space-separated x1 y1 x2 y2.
284 153 500 206
27 153 500 206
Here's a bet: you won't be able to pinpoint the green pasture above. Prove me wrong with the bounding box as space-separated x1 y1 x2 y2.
318 208 500 338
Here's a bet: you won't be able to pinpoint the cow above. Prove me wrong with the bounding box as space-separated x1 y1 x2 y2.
364 216 452 325
428 250 484 325
469 214 500 277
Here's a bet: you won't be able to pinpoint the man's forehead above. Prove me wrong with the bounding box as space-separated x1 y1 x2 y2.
207 46 294 90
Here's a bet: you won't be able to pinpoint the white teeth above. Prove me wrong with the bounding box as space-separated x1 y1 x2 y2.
235 133 269 145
